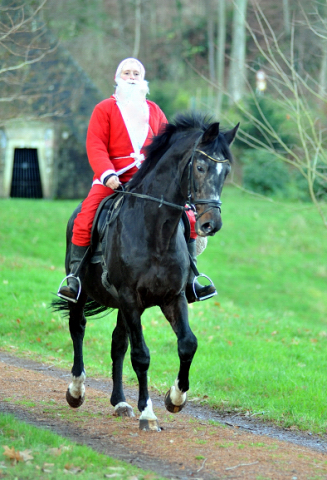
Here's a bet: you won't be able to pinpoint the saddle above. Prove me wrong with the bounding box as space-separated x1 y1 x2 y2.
89 192 125 264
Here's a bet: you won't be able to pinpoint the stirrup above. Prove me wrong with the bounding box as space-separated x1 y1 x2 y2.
192 274 217 301
57 274 82 304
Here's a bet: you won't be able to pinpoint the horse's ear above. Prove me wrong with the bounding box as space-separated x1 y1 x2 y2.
224 122 240 145
201 122 220 145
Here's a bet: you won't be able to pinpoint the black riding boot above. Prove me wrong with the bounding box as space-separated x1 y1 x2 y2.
185 239 216 303
57 244 89 303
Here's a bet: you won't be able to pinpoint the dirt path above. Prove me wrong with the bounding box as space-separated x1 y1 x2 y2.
0 351 326 479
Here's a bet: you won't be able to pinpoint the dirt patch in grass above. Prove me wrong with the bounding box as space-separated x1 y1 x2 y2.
0 351 326 479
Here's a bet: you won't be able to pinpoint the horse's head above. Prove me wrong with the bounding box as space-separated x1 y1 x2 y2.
190 122 239 237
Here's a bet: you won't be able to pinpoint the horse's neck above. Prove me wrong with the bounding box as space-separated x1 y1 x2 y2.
138 167 186 251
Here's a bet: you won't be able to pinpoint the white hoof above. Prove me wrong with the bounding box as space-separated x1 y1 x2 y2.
165 379 187 413
114 402 135 417
139 399 161 431
66 372 86 408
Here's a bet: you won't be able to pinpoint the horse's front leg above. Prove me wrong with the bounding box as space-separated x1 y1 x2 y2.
110 310 135 418
161 294 198 413
66 294 88 408
119 304 160 431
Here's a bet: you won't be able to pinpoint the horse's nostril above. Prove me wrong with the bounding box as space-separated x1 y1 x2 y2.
202 222 213 233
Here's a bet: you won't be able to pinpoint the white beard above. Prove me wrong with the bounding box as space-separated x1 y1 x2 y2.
114 78 149 106
114 78 150 154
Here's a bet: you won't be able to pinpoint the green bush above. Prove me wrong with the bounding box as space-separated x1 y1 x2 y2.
234 94 297 152
291 164 327 202
148 81 191 120
314 165 327 200
242 149 291 197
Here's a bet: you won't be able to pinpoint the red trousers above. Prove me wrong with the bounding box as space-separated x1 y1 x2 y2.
72 184 197 246
72 184 113 246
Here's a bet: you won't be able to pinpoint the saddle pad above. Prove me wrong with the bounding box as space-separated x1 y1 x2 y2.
89 193 124 263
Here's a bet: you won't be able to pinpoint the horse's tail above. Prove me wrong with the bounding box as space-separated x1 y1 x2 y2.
51 296 112 318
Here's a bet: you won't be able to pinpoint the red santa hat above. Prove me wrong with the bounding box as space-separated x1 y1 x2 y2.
114 58 145 83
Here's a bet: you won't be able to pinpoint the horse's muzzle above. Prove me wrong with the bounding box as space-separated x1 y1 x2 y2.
195 212 222 236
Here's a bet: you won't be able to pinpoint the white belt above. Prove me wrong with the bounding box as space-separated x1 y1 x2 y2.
92 153 145 186
115 152 145 176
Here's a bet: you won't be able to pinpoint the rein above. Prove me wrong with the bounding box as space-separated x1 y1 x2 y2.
114 136 230 217
113 189 189 212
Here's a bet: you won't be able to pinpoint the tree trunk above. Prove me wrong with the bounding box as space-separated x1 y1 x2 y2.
206 0 215 82
133 0 141 59
216 0 226 116
228 0 248 104
318 3 327 100
283 0 291 35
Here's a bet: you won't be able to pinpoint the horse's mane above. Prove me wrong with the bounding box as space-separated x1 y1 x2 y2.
128 111 214 189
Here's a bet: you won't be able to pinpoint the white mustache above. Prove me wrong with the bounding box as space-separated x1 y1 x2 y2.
115 78 149 104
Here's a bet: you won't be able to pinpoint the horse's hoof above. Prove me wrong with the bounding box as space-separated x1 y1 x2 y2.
139 419 161 431
164 389 186 413
114 402 135 418
66 388 85 408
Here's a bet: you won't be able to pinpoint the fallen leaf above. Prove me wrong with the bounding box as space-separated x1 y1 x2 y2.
288 425 299 431
64 464 83 474
3 446 20 462
19 450 34 462
47 447 62 456
3 446 33 463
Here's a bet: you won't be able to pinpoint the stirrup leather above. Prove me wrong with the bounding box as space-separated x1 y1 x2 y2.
192 273 217 301
57 274 82 304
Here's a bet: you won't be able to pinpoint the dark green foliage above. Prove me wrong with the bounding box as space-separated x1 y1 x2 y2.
291 164 327 202
242 150 327 201
236 95 297 152
148 82 191 120
242 149 291 197
312 164 327 200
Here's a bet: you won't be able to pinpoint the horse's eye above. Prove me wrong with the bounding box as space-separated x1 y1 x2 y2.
197 165 205 173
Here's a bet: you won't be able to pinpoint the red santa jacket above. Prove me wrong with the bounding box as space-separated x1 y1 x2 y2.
86 95 197 238
86 96 168 185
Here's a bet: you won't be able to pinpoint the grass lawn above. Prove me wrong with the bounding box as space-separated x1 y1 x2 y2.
0 412 165 479
0 188 326 433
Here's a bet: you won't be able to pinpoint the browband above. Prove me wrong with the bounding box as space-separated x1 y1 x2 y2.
195 149 230 163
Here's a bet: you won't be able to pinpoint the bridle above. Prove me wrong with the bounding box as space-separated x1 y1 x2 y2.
114 135 230 219
185 135 230 221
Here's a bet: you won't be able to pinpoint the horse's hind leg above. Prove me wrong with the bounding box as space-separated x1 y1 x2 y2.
66 294 88 408
110 310 135 417
161 295 197 413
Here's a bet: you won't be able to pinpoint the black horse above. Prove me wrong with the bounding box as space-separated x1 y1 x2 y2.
54 112 239 431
